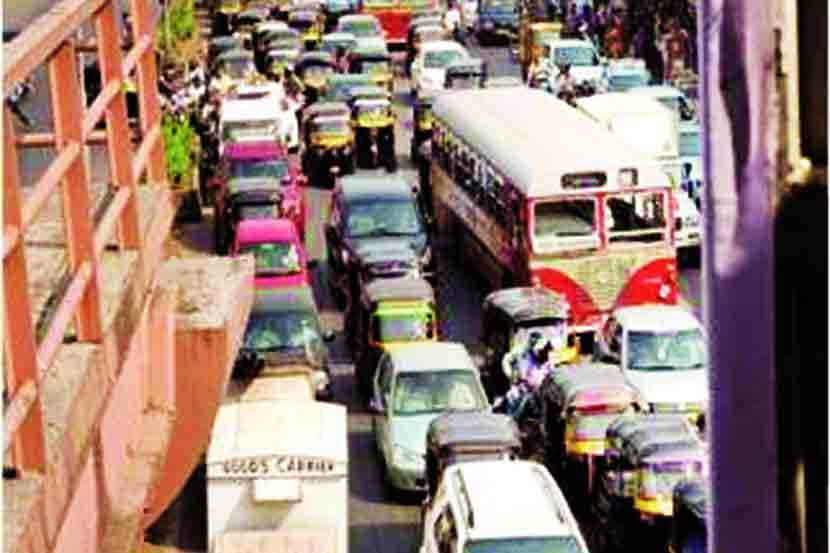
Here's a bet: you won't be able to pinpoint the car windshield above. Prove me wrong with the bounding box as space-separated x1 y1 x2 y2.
392 370 487 415
373 312 434 342
481 0 514 12
313 118 350 134
680 129 701 157
446 73 481 89
627 329 707 371
341 21 380 37
223 120 279 141
239 241 301 275
553 46 595 66
304 64 334 77
221 58 255 79
346 198 422 237
424 49 465 69
465 537 582 553
230 159 288 180
533 199 598 251
243 310 322 351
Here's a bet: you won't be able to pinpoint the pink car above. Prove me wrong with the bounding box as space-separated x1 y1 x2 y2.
233 218 312 289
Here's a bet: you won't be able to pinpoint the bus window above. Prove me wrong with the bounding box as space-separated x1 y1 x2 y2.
605 192 667 244
532 199 598 252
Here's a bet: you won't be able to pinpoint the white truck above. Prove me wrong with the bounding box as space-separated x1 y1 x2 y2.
574 92 701 252
207 369 348 553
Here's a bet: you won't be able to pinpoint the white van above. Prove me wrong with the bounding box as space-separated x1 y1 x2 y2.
219 86 300 153
206 399 348 553
574 92 701 250
418 460 590 553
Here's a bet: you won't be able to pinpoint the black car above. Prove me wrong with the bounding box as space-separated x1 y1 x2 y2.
475 0 518 45
325 174 435 307
234 286 336 399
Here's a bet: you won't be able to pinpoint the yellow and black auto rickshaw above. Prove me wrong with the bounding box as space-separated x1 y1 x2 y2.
410 91 438 163
350 276 438 395
348 85 396 170
302 101 355 185
668 479 708 553
593 415 707 552
295 51 337 103
288 9 324 49
348 44 394 93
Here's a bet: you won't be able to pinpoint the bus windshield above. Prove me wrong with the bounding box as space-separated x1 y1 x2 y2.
605 192 667 245
532 199 598 251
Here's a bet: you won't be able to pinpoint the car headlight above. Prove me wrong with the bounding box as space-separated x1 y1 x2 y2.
392 445 424 468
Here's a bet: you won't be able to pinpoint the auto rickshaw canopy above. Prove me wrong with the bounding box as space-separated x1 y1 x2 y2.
237 8 270 25
218 48 256 64
606 414 697 453
289 9 320 23
346 84 391 103
305 101 352 120
209 36 245 58
324 73 376 101
483 286 570 326
546 362 641 416
298 51 337 68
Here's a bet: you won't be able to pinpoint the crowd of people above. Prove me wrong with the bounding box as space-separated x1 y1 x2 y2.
548 0 697 84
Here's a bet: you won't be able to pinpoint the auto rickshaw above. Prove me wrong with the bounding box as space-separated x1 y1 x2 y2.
288 9 324 49
234 8 269 47
443 58 487 90
208 35 245 74
214 48 257 87
424 411 521 499
669 479 708 553
323 0 353 31
539 362 642 506
481 286 579 399
324 72 375 101
518 21 562 82
264 31 303 77
410 91 438 164
349 276 438 395
295 51 337 102
302 102 355 183
252 21 289 68
348 86 396 170
348 44 394 93
214 0 243 35
592 414 706 552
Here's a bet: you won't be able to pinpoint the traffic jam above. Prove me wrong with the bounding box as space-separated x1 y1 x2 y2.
183 0 708 551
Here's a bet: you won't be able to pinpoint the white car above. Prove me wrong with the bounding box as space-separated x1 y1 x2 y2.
594 304 708 423
370 342 489 494
410 40 470 97
545 38 607 91
418 460 590 553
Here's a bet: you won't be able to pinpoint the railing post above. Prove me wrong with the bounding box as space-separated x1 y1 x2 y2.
95 1 142 250
48 41 103 343
129 0 167 184
3 109 46 472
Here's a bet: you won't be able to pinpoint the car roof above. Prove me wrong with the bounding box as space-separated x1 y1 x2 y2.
452 461 577 540
575 92 673 120
420 40 467 53
613 304 701 332
339 14 379 23
483 286 569 322
388 342 475 373
628 85 686 99
339 174 413 200
237 218 299 240
253 285 317 314
323 31 356 41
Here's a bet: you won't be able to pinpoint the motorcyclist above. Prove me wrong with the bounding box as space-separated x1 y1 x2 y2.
496 331 553 421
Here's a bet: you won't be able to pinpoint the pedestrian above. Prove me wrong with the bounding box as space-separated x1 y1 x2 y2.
662 18 689 83
604 16 625 59
565 2 580 36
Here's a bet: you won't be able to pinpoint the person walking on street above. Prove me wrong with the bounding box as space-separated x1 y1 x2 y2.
662 19 689 84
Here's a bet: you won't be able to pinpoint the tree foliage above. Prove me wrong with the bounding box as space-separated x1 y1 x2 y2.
156 0 197 58
162 114 196 184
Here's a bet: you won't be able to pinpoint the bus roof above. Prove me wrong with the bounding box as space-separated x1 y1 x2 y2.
432 88 671 198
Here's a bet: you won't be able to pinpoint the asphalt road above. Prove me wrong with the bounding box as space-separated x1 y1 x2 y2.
10 21 700 553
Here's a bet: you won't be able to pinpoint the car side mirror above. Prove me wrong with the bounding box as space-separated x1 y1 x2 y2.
323 329 336 342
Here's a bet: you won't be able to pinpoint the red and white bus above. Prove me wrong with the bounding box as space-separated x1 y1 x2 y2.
360 0 443 47
430 88 680 336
